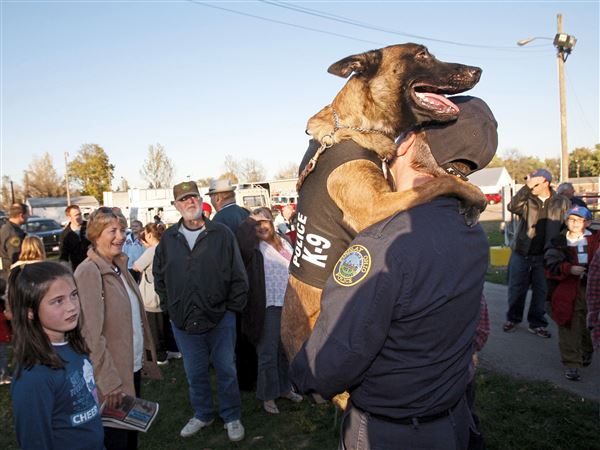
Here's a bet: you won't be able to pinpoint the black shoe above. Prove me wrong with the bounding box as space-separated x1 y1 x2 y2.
528 326 551 338
502 321 517 332
565 368 581 381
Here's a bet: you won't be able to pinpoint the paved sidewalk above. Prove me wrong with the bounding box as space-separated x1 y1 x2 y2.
480 282 599 401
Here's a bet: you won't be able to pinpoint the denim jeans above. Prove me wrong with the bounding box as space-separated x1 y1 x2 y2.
256 306 292 401
171 311 241 423
506 252 548 328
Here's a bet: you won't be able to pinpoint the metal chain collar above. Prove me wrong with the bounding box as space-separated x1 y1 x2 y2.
332 108 395 139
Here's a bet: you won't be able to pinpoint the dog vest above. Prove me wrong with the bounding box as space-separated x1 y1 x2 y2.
289 139 383 288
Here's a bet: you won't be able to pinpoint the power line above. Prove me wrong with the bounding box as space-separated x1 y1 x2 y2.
189 1 558 55
260 0 544 51
565 70 596 138
187 1 384 46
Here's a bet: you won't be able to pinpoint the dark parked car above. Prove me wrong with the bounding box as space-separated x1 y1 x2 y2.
22 217 64 256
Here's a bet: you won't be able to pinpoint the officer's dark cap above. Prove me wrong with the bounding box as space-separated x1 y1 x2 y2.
422 96 498 176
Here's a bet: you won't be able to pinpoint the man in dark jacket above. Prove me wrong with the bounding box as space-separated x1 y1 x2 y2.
290 96 497 450
153 180 248 442
0 203 28 281
208 178 256 390
59 205 90 271
503 169 570 337
208 179 249 233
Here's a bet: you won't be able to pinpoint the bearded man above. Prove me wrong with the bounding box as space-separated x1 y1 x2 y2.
153 180 248 442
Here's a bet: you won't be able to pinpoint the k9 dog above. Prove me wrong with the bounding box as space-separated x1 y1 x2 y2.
281 43 487 388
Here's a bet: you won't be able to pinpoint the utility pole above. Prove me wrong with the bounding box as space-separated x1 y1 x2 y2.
64 151 71 205
556 13 569 183
517 14 576 183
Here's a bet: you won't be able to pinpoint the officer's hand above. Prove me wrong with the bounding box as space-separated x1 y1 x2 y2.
570 265 586 276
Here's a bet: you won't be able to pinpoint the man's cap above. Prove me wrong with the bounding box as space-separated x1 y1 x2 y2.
421 96 498 176
208 179 236 195
202 202 213 215
529 168 552 183
566 206 592 221
173 181 200 201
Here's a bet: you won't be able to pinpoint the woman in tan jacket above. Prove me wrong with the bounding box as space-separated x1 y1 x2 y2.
74 207 160 450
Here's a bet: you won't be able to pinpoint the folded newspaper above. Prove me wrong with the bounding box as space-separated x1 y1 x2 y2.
101 395 159 432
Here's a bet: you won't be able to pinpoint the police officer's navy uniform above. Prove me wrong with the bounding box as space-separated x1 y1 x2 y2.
290 197 488 449
0 220 26 280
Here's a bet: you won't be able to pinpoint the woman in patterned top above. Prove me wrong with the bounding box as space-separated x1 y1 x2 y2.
236 207 303 414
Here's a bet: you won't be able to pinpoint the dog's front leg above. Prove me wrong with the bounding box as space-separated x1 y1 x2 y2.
327 160 486 231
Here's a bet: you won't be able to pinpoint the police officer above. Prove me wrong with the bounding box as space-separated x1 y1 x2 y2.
0 203 29 280
290 96 498 450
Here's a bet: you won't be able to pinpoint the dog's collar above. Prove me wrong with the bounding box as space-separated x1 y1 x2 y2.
332 108 395 140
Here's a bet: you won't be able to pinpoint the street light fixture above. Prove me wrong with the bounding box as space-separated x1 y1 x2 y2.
517 13 576 182
517 36 553 46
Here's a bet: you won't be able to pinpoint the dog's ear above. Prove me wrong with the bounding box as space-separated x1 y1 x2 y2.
327 49 382 78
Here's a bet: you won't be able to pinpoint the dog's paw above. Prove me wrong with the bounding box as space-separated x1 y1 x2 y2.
460 204 482 227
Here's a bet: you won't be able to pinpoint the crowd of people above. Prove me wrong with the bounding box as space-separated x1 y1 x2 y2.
0 96 599 449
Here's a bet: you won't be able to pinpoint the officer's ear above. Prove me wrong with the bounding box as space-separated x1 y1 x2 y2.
395 132 417 159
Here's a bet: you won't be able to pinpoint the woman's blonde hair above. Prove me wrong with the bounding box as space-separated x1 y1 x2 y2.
18 236 46 261
86 207 128 245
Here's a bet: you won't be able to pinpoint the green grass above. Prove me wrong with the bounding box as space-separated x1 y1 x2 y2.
482 220 509 285
476 369 600 450
1 361 598 450
481 220 505 247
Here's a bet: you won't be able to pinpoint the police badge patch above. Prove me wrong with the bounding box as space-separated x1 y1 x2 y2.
8 236 21 248
333 245 371 286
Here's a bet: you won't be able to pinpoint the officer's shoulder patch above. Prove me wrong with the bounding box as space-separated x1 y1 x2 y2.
8 236 21 248
333 244 371 287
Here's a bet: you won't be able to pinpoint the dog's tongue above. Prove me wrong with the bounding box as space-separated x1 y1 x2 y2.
416 92 459 114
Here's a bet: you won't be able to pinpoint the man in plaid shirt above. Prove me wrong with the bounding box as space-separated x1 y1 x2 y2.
586 249 600 349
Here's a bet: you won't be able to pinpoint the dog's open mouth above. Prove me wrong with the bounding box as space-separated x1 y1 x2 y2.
412 89 459 116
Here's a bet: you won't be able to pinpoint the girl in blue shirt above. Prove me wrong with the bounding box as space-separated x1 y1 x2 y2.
9 262 104 450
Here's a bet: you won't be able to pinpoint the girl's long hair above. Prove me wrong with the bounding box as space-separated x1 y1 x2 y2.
18 235 46 261
8 261 90 376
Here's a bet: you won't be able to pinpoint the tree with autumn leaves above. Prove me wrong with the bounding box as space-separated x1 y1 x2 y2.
68 144 115 203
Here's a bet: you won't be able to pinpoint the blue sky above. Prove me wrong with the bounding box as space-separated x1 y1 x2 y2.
2 1 598 189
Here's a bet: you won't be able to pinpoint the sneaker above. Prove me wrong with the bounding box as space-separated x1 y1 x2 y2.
0 374 11 385
156 358 169 366
502 321 517 332
224 419 245 442
167 351 182 360
263 400 280 414
583 352 593 367
528 326 551 338
180 417 214 437
565 368 581 381
283 391 303 403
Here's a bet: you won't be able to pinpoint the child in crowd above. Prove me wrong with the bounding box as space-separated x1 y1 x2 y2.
545 206 599 381
10 235 46 269
9 262 104 449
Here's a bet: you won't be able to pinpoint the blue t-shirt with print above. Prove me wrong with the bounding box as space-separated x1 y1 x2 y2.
11 343 104 450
